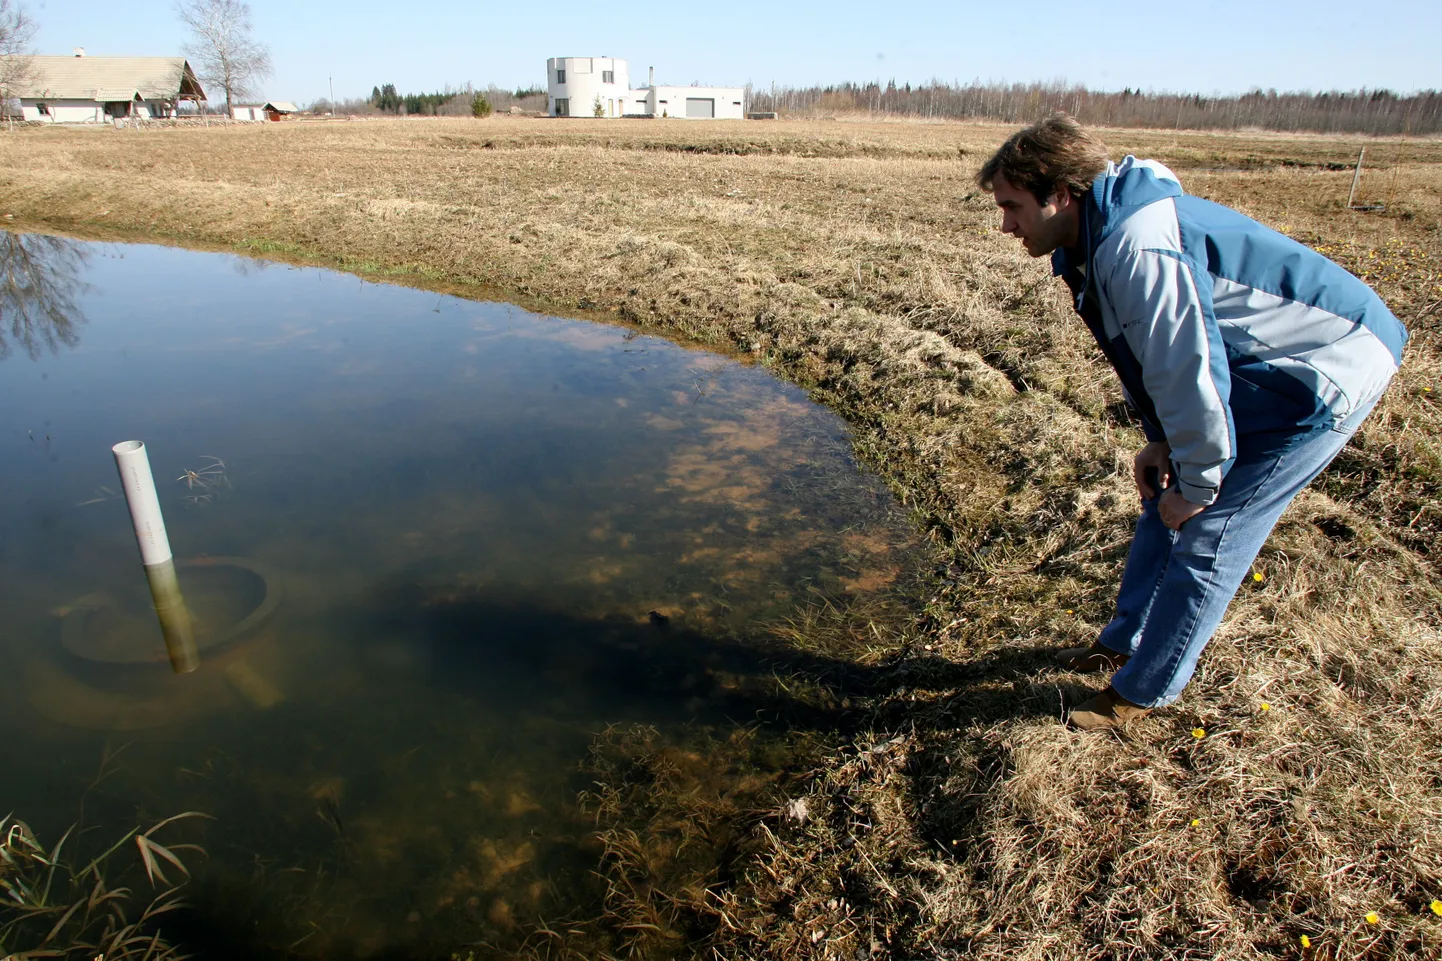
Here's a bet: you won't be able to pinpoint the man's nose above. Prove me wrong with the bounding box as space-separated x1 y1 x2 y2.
1001 213 1018 234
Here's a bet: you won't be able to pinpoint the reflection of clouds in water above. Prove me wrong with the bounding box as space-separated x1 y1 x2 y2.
501 319 627 352
0 231 90 361
236 324 320 349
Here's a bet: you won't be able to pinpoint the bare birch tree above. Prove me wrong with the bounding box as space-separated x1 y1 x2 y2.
175 0 271 113
0 0 37 126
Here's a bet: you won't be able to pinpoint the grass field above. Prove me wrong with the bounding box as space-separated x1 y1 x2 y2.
3 116 1441 960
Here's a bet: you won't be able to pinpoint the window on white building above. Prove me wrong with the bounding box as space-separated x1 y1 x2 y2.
37 103 50 115
554 98 569 117
556 68 565 83
602 70 614 84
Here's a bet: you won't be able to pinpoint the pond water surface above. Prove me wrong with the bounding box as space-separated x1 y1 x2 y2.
0 232 921 957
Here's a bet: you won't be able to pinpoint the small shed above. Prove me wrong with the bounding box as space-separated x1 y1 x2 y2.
232 101 296 122
13 54 205 123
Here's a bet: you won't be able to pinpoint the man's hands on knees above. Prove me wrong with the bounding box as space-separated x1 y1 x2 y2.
1133 442 1172 500
1134 442 1205 529
1159 488 1206 530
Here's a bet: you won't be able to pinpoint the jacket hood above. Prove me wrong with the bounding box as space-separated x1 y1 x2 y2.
1053 156 1184 277
1090 156 1184 240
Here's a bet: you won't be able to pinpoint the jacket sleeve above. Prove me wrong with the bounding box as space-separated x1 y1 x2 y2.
1102 248 1235 505
1121 385 1168 443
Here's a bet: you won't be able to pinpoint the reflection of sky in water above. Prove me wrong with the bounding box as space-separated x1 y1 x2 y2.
0 237 919 956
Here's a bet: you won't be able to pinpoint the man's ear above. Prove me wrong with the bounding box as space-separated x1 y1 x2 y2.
1049 189 1073 210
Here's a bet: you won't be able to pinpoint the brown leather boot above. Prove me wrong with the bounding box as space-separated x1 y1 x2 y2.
1066 687 1152 731
1055 642 1131 673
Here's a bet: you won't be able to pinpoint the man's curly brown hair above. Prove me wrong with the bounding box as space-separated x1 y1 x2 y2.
976 113 1110 204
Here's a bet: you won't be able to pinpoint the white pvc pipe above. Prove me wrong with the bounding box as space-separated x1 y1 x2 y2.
112 440 198 673
112 440 172 566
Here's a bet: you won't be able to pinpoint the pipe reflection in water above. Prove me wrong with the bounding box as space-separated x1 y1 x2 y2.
144 557 200 674
113 440 199 674
0 230 89 361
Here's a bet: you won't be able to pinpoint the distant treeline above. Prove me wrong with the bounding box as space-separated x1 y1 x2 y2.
746 81 1442 136
311 83 547 117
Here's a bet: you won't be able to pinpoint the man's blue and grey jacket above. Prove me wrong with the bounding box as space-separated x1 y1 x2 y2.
1053 157 1407 505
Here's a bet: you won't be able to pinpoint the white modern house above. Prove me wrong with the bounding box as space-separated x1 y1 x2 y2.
11 52 205 123
545 57 744 119
638 84 745 119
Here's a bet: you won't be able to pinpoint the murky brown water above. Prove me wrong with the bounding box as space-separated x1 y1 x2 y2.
0 232 921 957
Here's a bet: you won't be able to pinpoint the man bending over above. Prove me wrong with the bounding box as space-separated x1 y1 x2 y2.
976 115 1407 731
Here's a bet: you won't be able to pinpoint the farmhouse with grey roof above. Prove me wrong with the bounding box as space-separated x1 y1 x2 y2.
12 53 206 124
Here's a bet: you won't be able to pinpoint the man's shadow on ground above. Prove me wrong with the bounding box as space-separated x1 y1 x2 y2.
338 580 1083 736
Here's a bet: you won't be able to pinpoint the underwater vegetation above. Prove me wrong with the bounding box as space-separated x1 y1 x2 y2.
1 808 208 959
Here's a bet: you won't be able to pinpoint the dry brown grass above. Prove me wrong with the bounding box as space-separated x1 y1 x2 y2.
3 116 1441 960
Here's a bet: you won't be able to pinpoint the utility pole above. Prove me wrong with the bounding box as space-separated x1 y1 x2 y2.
329 74 334 116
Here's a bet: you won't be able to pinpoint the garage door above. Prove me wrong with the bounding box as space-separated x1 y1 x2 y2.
685 98 714 118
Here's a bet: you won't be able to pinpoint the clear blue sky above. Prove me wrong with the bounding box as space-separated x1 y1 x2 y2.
32 0 1441 105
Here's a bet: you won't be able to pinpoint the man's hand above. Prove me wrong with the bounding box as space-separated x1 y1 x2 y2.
1159 488 1206 530
1133 442 1172 500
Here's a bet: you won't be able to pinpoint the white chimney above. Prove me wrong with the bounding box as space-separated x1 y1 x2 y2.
648 66 654 88
74 46 86 57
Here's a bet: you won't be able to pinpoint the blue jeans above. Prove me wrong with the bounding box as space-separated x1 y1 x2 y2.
1100 397 1380 708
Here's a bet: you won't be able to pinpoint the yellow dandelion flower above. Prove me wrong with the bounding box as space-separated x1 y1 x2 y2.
1190 818 1200 827
1431 899 1442 916
1065 609 1074 614
1300 934 1312 948
1365 912 1380 925
1192 727 1206 739
1260 702 1272 712
1252 571 1264 582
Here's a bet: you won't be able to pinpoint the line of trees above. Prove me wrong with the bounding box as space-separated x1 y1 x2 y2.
746 80 1442 136
337 83 544 117
368 83 457 116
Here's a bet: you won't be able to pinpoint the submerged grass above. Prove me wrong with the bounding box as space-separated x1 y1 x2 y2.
1 809 206 958
2 117 1441 959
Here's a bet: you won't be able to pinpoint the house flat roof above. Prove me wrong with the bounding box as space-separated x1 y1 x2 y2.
647 85 745 96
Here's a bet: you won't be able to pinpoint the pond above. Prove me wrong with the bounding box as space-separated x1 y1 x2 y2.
0 231 922 957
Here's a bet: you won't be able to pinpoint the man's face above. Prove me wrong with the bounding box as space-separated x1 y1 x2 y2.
991 175 1074 258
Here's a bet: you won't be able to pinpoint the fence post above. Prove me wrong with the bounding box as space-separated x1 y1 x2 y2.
1347 146 1366 208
